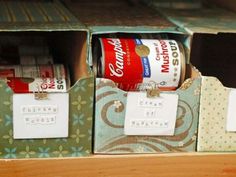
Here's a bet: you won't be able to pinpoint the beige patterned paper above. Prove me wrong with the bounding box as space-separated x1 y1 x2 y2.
198 76 236 152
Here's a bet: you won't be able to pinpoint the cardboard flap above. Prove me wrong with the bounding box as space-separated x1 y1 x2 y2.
0 1 85 31
158 8 236 34
65 0 181 33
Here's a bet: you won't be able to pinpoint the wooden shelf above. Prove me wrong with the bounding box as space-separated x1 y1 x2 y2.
0 153 236 177
0 2 234 177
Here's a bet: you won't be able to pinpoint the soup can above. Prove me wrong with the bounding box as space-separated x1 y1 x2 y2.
18 45 50 56
20 55 54 65
93 38 186 91
0 64 70 92
0 64 66 78
6 77 67 93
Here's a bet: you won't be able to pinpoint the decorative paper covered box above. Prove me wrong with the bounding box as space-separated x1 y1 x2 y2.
157 4 236 151
66 0 202 154
198 77 236 151
94 78 200 153
0 1 93 158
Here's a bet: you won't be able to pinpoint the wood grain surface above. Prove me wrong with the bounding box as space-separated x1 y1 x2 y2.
0 153 236 177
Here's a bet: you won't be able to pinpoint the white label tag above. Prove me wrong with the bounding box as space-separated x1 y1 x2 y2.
13 93 69 139
226 89 236 132
124 92 178 136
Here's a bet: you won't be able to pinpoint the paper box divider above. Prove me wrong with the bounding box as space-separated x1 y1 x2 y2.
0 0 94 158
151 4 236 152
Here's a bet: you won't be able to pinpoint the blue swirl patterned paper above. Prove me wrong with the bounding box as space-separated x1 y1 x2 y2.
94 77 201 154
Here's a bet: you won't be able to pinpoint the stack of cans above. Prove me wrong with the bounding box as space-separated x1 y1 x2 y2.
0 40 69 93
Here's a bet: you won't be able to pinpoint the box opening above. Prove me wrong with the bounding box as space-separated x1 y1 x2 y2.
0 31 89 90
190 33 236 88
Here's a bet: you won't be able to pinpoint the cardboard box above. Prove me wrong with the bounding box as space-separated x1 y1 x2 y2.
194 33 236 151
67 0 201 154
0 1 93 158
157 4 236 151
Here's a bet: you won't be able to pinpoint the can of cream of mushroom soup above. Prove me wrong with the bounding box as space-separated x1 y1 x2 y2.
93 38 186 91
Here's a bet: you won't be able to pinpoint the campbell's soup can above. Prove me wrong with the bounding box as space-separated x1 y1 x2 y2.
0 64 66 78
6 77 67 93
93 38 186 91
0 64 70 91
0 55 54 66
18 45 50 56
20 55 54 65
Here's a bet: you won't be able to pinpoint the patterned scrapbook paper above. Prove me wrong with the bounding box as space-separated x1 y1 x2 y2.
0 76 94 158
0 1 84 31
198 77 236 152
158 7 236 34
94 78 201 153
66 0 174 28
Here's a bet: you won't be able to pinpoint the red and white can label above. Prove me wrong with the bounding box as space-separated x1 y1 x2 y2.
7 77 67 93
140 39 182 90
100 38 143 90
100 38 182 90
0 65 66 79
20 55 53 65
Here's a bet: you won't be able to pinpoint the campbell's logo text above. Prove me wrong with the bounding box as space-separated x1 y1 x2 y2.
107 39 126 77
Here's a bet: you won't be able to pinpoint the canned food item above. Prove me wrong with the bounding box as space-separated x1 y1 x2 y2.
0 45 53 65
0 45 19 65
0 36 47 46
6 77 67 93
18 45 50 56
0 55 53 65
0 64 66 79
0 56 19 65
20 55 54 65
93 38 186 91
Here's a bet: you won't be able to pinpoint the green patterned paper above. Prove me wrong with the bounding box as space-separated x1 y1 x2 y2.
157 7 236 34
94 78 201 154
0 1 85 31
0 76 94 159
